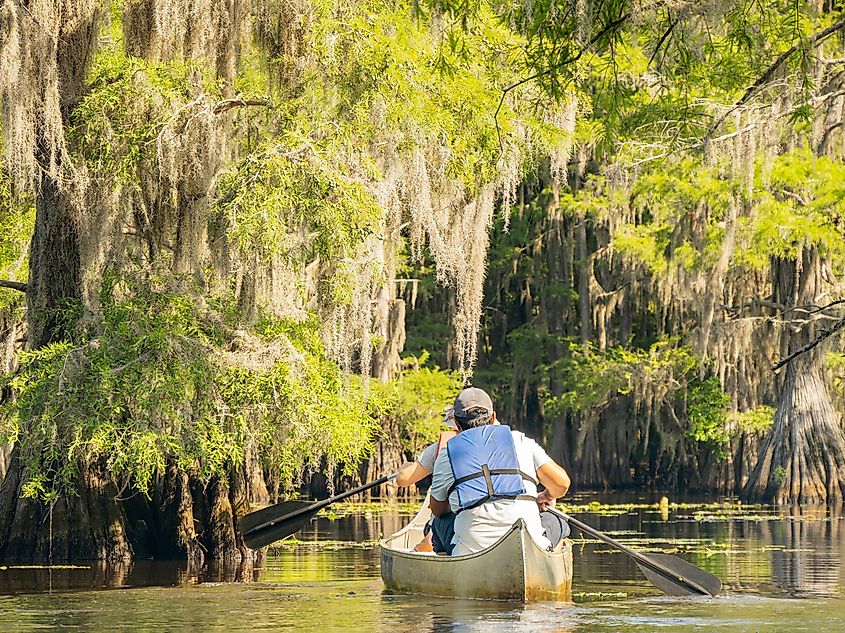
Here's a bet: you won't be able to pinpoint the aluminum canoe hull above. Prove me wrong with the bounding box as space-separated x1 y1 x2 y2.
379 505 572 601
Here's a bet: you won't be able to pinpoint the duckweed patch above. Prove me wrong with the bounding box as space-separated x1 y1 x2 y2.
317 501 424 519
270 538 382 551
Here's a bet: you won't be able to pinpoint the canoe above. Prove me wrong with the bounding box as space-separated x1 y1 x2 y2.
380 504 573 601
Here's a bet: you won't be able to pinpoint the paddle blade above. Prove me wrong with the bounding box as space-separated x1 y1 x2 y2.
239 500 314 535
636 553 722 597
241 506 321 549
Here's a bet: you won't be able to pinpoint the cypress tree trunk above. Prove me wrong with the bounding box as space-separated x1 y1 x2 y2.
0 7 258 564
744 250 845 504
744 355 845 504
0 454 132 562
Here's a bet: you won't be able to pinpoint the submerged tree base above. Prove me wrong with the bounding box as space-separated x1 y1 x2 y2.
744 362 845 505
0 450 266 564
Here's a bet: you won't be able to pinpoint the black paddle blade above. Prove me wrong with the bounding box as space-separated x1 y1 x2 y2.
241 509 321 549
240 506 321 549
238 500 314 535
636 553 722 597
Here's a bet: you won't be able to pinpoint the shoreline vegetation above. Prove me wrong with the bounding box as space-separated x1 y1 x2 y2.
0 0 843 564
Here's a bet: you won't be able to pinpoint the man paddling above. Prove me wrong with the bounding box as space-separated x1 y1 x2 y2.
395 406 457 488
428 387 571 556
395 405 457 552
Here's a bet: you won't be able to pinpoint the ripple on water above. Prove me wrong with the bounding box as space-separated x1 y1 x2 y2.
0 494 844 631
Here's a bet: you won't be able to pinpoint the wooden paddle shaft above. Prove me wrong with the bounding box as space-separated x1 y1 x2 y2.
553 510 713 596
244 471 399 536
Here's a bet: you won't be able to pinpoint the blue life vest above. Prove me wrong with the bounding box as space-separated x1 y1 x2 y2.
446 425 538 513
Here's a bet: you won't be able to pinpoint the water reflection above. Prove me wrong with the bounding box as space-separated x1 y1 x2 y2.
0 556 266 595
767 505 842 597
1 494 845 632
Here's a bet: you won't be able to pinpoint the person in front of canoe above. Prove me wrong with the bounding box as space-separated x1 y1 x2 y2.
395 405 458 552
428 387 571 556
395 405 457 488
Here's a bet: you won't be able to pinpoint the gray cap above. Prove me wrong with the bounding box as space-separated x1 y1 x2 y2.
453 387 493 419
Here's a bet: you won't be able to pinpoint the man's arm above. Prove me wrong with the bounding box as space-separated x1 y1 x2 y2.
396 443 437 487
396 461 429 487
537 461 571 500
429 496 451 517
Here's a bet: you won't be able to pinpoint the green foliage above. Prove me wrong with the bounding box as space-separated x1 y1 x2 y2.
603 147 845 276
613 161 734 275
738 147 845 266
729 406 776 434
545 339 739 458
220 146 381 262
0 156 33 309
402 313 453 368
217 144 383 305
685 378 731 456
1 276 383 500
304 0 529 191
388 358 464 454
546 338 698 415
68 48 202 184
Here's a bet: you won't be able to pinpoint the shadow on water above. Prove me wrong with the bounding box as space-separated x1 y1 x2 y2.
1 493 845 631
0 558 266 594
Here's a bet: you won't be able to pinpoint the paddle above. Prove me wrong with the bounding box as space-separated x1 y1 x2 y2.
549 508 721 597
239 472 398 549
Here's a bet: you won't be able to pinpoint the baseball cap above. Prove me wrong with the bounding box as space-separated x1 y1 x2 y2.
453 387 494 419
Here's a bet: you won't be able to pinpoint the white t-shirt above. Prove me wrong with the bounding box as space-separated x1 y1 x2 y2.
430 427 552 556
415 442 438 472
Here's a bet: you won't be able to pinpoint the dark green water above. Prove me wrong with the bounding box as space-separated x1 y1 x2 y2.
1 492 844 631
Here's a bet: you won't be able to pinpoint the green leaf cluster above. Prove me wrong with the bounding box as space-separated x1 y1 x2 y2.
545 338 698 415
68 48 203 185
0 275 385 501
388 357 463 455
685 378 731 456
738 147 845 267
728 405 776 434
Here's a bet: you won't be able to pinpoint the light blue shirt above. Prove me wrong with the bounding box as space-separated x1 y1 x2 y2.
430 427 552 555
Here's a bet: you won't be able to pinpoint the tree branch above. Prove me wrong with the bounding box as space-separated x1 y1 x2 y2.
705 16 845 140
0 280 27 293
647 14 678 68
212 97 272 115
772 315 845 371
494 4 641 150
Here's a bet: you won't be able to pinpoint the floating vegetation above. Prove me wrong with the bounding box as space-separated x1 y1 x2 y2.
572 591 629 601
317 501 424 519
0 565 91 570
559 499 769 517
269 538 381 551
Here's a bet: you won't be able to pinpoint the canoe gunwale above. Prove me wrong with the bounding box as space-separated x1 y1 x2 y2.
379 511 573 601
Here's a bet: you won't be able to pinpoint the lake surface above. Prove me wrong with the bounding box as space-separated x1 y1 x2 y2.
1 491 844 631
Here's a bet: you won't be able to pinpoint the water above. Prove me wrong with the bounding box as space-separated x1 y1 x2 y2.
1 492 844 631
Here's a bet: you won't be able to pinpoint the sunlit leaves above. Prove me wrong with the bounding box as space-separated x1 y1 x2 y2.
545 337 698 415
686 378 731 456
0 277 387 500
737 147 845 265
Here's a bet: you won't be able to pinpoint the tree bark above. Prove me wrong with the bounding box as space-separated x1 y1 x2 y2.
0 453 133 562
744 250 845 504
744 356 845 504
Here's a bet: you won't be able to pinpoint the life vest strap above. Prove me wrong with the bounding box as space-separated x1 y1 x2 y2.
454 493 538 513
447 468 539 495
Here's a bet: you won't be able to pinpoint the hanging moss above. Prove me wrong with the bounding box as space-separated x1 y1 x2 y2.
0 273 388 502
